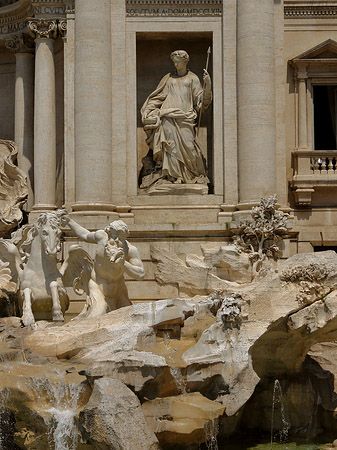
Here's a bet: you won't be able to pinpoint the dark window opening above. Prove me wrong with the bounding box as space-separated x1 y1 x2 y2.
314 246 337 252
313 85 337 150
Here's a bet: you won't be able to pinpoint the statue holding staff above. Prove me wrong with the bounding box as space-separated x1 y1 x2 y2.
140 49 212 192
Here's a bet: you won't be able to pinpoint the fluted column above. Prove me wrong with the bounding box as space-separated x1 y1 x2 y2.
28 19 58 211
73 0 113 212
5 34 35 209
237 0 276 205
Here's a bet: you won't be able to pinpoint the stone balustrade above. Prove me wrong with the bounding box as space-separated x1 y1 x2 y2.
292 150 337 206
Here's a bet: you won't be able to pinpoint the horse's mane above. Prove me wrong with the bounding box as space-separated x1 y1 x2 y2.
20 212 62 257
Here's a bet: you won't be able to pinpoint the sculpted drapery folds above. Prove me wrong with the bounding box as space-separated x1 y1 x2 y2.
140 50 212 191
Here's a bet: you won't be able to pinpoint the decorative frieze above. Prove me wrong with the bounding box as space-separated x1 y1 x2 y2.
28 18 57 40
126 0 222 17
285 2 337 18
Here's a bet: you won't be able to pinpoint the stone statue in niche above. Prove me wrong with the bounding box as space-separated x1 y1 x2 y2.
60 212 145 319
140 49 212 194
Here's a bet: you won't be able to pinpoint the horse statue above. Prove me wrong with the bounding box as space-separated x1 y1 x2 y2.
0 211 69 326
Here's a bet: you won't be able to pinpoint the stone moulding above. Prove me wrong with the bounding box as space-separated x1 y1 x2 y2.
284 2 337 18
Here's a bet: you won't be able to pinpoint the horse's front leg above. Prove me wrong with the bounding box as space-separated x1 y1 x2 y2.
21 288 35 327
50 281 64 322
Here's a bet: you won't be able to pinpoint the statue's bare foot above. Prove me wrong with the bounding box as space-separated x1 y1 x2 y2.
52 311 64 322
21 313 35 327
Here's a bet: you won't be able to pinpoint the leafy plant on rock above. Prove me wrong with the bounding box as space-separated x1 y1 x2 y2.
233 195 289 276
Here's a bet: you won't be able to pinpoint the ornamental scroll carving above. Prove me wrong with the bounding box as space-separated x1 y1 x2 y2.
4 33 34 53
28 18 57 40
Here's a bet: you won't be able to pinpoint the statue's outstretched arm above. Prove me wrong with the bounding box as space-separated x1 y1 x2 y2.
67 218 98 243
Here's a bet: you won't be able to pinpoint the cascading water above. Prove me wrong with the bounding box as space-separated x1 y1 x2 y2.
29 375 85 450
169 366 187 394
271 379 290 449
162 331 187 394
204 418 219 450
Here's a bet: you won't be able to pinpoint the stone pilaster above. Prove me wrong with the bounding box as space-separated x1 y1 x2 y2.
111 0 128 206
28 19 58 211
61 5 76 209
5 34 35 209
73 0 114 213
297 65 308 149
237 0 276 206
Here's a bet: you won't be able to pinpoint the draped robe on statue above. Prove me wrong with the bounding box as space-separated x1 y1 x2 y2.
141 70 212 187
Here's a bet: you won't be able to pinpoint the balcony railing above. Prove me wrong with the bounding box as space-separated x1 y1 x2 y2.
292 150 337 205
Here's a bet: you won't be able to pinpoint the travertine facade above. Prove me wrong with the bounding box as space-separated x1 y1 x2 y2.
1 0 337 308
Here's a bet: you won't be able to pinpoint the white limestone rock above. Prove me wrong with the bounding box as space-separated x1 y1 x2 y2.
80 350 169 399
24 299 196 361
79 378 160 450
142 392 225 447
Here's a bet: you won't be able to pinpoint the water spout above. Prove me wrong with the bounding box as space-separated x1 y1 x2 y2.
271 379 290 449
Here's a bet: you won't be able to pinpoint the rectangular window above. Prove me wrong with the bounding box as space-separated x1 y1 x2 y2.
313 85 337 150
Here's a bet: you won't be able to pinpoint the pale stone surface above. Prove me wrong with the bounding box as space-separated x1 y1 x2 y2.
74 0 112 209
142 392 225 447
237 0 276 203
23 298 196 360
79 378 160 450
80 351 168 398
13 48 34 209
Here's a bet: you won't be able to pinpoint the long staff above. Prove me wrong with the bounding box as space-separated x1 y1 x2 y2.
197 47 211 137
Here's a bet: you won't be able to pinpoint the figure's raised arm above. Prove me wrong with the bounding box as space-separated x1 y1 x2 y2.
59 211 98 243
123 244 145 281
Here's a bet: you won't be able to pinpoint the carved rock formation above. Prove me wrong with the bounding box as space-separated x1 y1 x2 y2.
142 392 225 447
0 251 337 446
79 378 160 450
0 140 28 236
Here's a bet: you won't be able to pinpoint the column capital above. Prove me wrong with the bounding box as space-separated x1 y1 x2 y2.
28 18 58 41
5 33 34 54
58 19 67 38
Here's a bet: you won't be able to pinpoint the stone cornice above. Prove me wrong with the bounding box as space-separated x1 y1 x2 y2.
0 0 33 35
126 0 222 16
28 17 58 39
285 1 337 18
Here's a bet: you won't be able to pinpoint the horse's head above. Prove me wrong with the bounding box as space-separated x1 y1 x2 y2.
36 212 62 257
